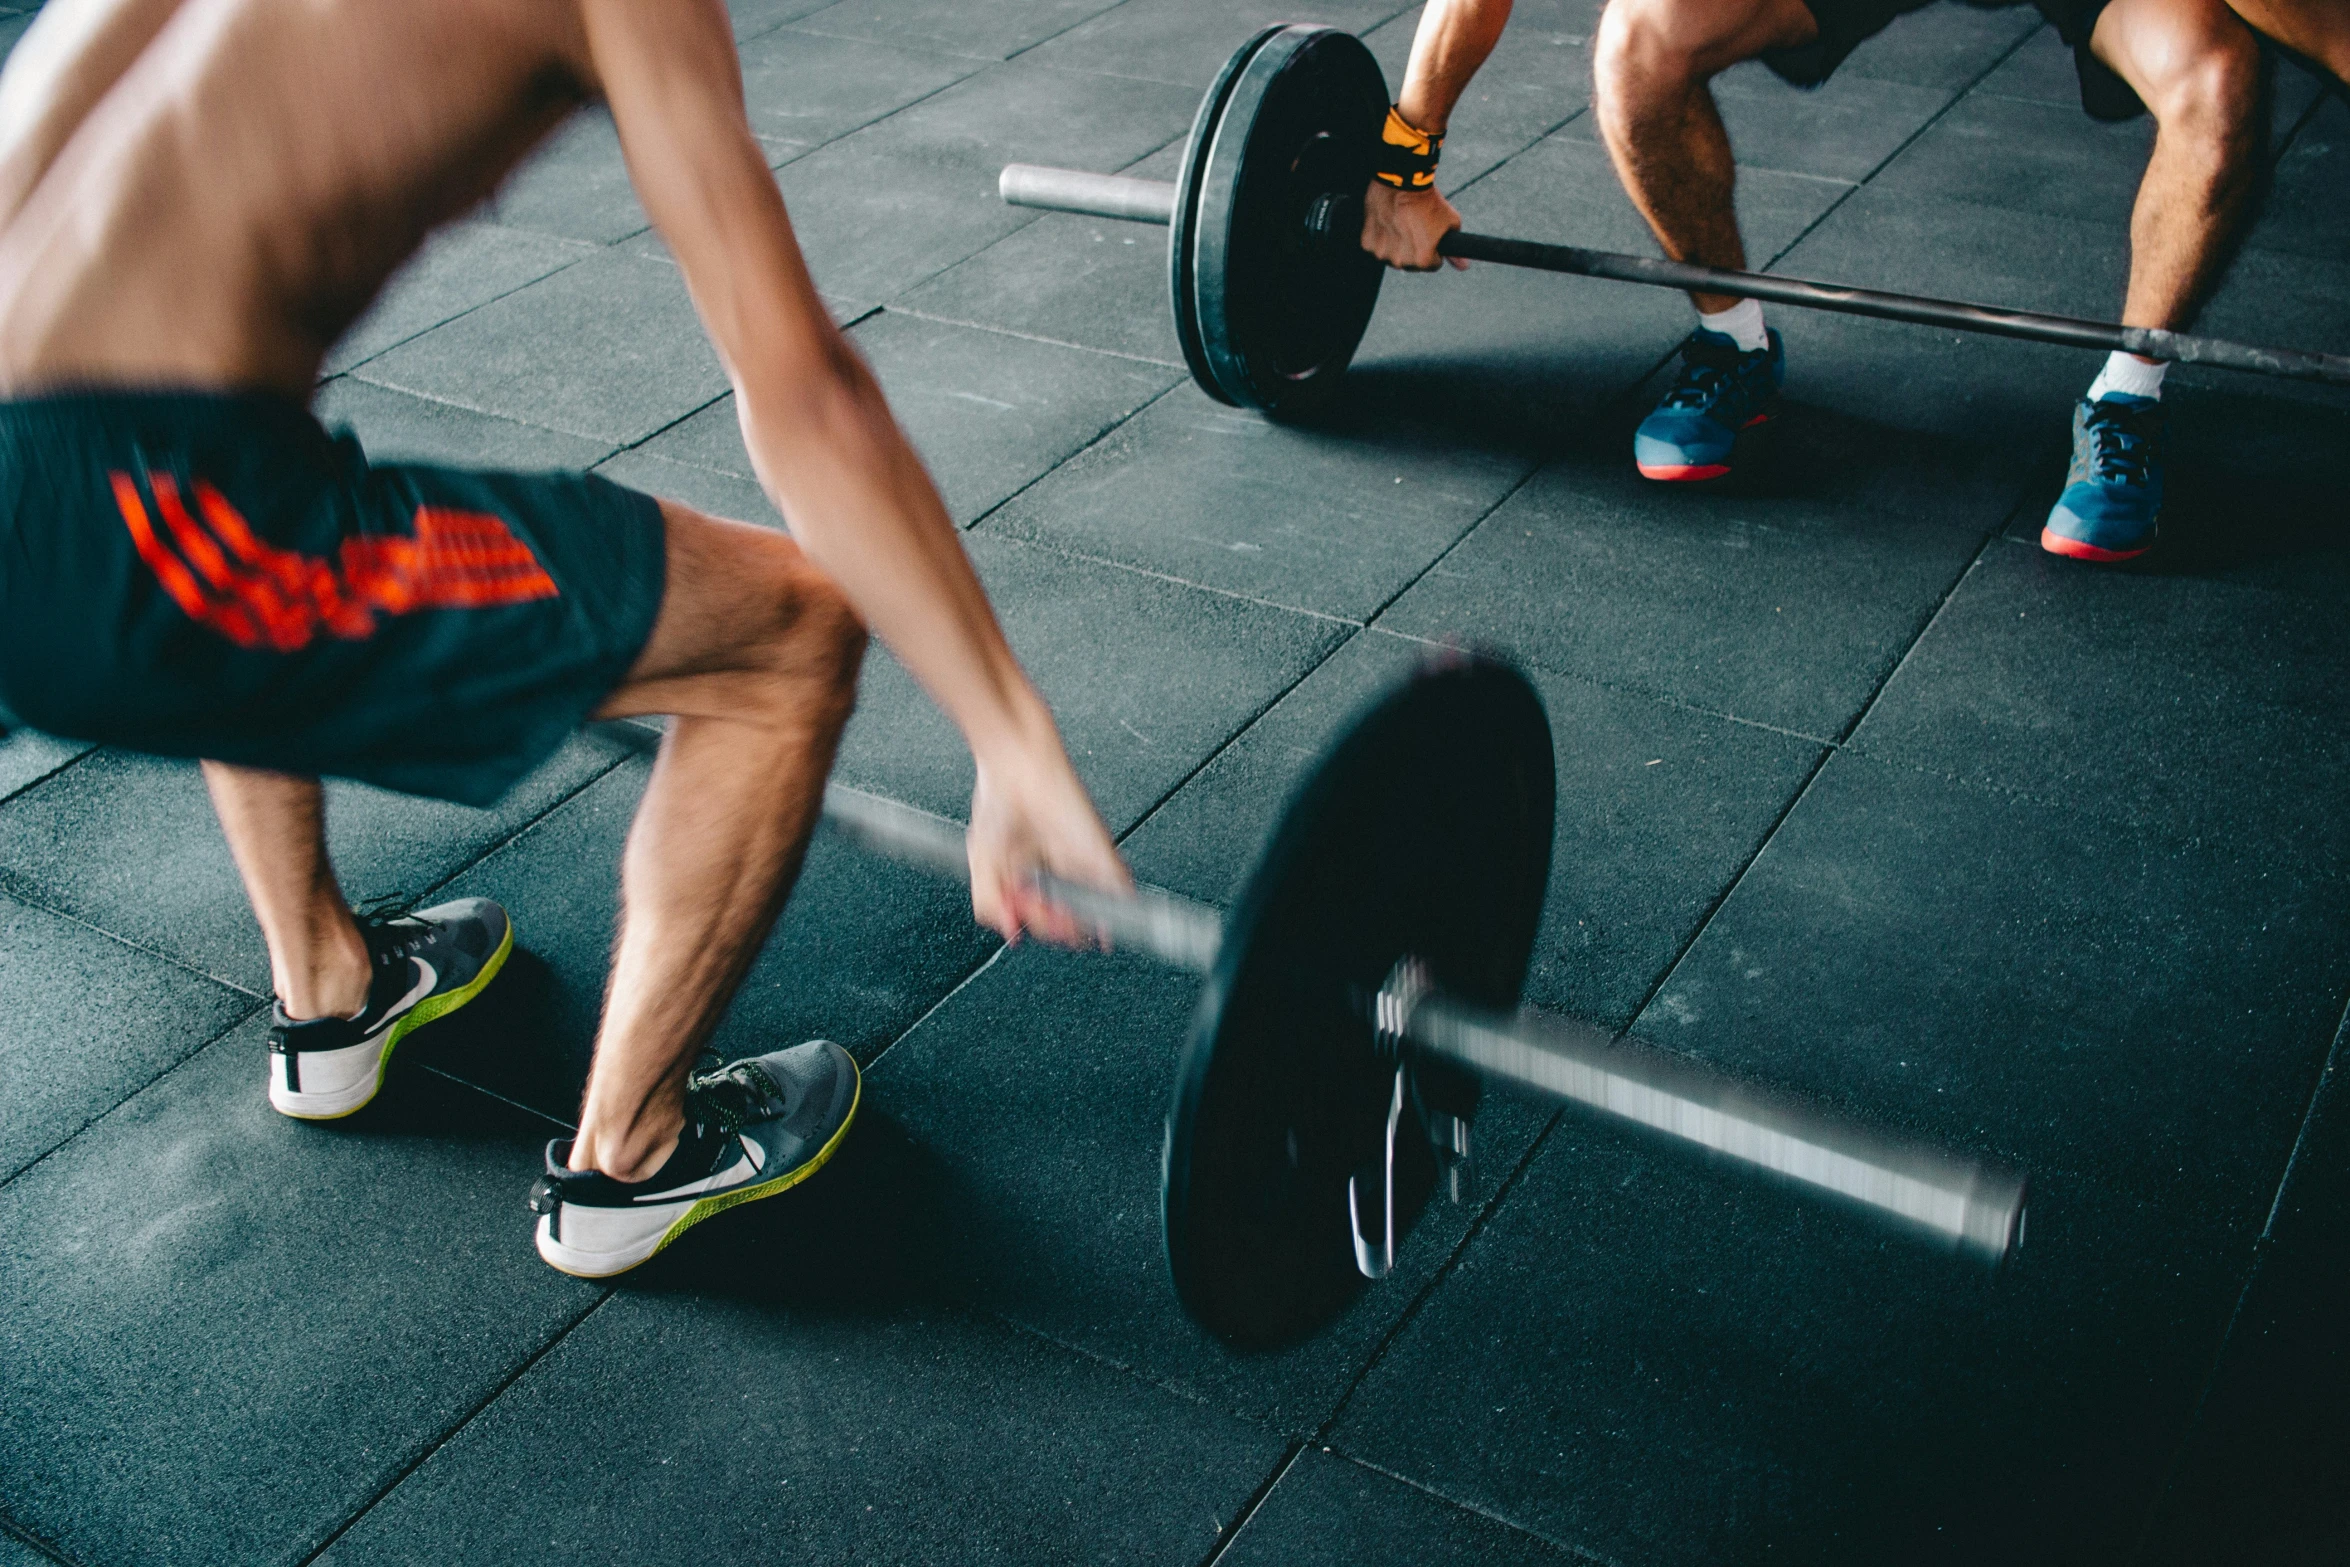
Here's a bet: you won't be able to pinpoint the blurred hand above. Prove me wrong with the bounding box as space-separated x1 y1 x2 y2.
966 731 1131 948
1361 180 1467 272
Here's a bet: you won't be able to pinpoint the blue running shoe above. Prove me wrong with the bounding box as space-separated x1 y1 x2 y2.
1634 327 1784 482
2043 393 2163 562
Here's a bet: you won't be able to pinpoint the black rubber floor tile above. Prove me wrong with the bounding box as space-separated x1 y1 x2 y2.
312 378 619 471
1777 184 2131 323
1375 410 2023 737
1333 1115 2248 1566
0 730 89 805
416 754 996 1121
355 251 728 445
323 222 595 375
1832 0 2041 91
0 895 254 1182
894 209 1189 365
1122 632 1822 1029
1746 307 2090 448
977 381 1535 622
1703 60 1954 183
592 448 784 527
0 732 633 995
314 1291 1284 1567
727 0 836 42
1851 541 2350 849
1642 752 2350 1216
0 1527 50 1567
788 0 1130 61
2143 1011 2350 1567
637 313 1178 524
1363 1 1596 190
832 533 1350 828
1024 0 1417 88
0 1019 597 1567
1871 90 2157 228
485 109 650 244
777 61 1197 302
1222 1450 1582 1566
867 941 1554 1430
2245 95 2350 261
734 25 979 163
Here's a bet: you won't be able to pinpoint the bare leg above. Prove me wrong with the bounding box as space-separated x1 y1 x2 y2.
1593 0 1821 313
568 501 867 1182
2222 0 2350 88
2098 0 2265 342
202 763 369 1019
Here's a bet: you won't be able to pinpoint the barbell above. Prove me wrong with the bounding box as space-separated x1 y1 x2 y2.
999 24 2350 418
821 653 2026 1348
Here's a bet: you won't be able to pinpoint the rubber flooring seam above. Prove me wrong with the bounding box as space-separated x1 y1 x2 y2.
0 1507 87 1567
292 1289 617 1566
2129 988 2350 1559
1366 624 1845 748
1316 1447 1631 1567
321 245 599 383
877 304 1190 370
1194 1441 1305 1567
0 994 267 1194
0 742 98 809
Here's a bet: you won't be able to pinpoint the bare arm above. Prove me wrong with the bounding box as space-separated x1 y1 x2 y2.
583 0 1127 939
0 0 185 225
1363 0 1517 271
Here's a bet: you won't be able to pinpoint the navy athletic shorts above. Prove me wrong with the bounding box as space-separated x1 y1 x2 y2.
0 389 665 806
1764 0 2143 121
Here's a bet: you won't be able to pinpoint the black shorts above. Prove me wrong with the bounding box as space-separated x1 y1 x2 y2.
1762 0 2145 121
0 390 665 806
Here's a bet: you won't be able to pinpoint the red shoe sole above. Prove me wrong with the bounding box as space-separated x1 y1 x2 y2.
1638 462 1731 482
2039 526 2150 563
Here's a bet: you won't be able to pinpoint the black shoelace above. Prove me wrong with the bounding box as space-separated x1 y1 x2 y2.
1660 337 1753 412
2083 400 2160 488
685 1058 791 1138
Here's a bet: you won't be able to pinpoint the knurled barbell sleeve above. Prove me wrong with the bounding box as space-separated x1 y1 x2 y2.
999 164 1177 226
1402 991 2027 1262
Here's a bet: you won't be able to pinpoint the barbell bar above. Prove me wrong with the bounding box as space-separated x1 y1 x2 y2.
997 23 2350 417
820 752 2025 1267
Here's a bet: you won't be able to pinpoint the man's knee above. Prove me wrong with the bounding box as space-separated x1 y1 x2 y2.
1596 0 1709 98
1596 0 1809 106
2109 0 2263 142
748 544 865 711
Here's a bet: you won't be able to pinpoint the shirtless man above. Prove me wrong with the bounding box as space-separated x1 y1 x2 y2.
0 0 1129 1277
1361 0 2265 562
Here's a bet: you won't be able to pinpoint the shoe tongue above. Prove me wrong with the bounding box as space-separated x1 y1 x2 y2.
2094 392 2158 412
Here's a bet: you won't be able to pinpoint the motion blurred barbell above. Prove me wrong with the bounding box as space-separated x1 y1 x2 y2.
821 654 2025 1348
998 24 2350 417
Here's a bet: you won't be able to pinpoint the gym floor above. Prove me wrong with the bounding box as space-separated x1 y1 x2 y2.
3 1 2346 1562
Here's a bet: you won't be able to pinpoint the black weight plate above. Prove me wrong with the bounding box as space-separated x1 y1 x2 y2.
1187 26 1388 417
1171 24 1284 404
1163 654 1555 1348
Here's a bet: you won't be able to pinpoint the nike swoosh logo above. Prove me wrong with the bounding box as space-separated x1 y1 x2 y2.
361 959 436 1043
633 1144 757 1203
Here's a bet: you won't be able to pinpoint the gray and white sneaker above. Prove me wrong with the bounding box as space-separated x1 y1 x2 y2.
529 1041 861 1278
268 897 513 1120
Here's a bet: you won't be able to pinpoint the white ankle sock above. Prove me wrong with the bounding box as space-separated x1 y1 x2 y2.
2086 352 2165 403
1697 298 1768 353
